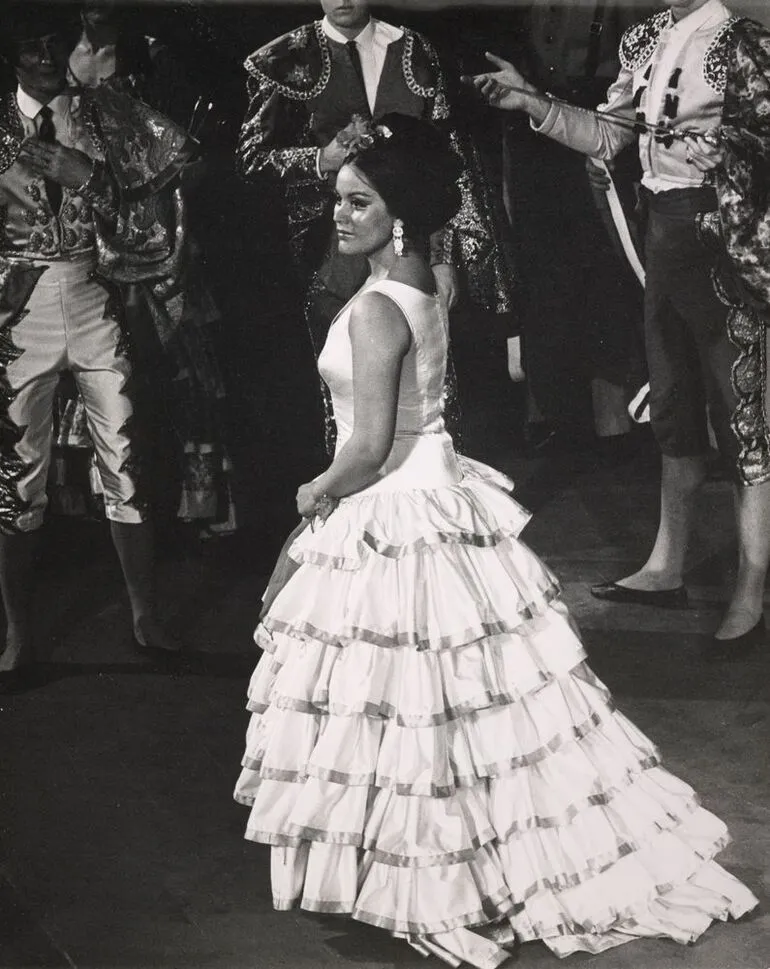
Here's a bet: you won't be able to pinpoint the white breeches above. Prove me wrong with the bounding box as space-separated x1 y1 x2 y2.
5 257 144 531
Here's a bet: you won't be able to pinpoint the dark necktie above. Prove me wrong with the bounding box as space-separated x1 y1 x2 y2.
37 105 63 214
346 40 369 109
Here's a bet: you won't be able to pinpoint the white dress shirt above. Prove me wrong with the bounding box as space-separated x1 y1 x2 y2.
16 87 89 155
16 88 73 148
533 0 733 193
321 16 403 114
640 0 729 191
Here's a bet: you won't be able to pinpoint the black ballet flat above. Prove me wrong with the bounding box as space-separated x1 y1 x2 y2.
590 581 688 609
702 616 766 662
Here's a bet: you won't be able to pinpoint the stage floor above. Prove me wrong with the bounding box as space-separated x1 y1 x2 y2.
1 427 768 969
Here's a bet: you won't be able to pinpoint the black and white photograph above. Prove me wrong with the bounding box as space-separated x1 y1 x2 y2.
0 0 768 966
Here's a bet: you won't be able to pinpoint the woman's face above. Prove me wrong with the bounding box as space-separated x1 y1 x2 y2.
334 164 394 258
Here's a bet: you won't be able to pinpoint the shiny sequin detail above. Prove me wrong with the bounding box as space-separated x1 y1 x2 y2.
0 95 23 175
76 161 119 222
239 21 516 319
403 31 436 99
0 262 47 530
117 414 149 518
700 19 770 485
78 97 107 158
286 65 313 88
725 299 770 485
703 18 740 93
246 22 331 102
0 324 30 531
619 12 669 74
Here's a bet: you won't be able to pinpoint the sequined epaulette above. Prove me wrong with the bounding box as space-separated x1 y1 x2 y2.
244 21 440 105
0 95 23 175
402 29 437 100
703 17 741 93
243 22 330 101
619 11 669 73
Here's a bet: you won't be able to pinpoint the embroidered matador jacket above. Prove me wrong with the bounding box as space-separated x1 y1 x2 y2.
76 80 236 531
0 85 236 527
614 11 770 486
237 20 517 316
699 17 770 485
0 82 195 324
531 6 770 485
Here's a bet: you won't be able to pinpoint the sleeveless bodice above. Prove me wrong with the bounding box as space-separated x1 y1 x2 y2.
318 279 462 491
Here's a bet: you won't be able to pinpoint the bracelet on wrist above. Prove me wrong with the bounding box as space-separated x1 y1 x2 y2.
313 491 336 516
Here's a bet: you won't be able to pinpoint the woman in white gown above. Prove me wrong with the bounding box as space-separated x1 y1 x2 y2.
234 114 757 969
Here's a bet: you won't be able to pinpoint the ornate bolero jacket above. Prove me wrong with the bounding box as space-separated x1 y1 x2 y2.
0 93 119 263
237 21 516 315
0 84 197 340
704 18 770 319
699 17 770 486
534 6 738 181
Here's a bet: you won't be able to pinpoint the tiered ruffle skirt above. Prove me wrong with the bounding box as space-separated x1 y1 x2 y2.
235 457 757 968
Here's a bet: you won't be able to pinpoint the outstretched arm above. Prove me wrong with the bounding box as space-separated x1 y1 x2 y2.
465 52 551 122
467 52 637 161
296 292 411 518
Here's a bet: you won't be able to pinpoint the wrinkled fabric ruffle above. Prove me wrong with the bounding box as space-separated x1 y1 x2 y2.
286 455 529 571
262 459 557 654
236 457 758 967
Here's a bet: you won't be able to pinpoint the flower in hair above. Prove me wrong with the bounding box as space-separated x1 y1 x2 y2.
338 114 393 158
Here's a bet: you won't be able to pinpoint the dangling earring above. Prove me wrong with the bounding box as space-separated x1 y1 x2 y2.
392 219 405 257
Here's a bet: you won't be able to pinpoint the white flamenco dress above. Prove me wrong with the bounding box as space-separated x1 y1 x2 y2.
235 280 758 968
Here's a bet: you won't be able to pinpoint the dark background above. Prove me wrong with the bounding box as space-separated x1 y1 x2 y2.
8 1 766 543
101 3 533 532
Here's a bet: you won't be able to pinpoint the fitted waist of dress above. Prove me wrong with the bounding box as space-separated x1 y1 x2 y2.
347 430 462 494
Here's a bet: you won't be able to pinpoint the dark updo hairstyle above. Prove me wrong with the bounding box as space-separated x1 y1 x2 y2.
348 113 463 239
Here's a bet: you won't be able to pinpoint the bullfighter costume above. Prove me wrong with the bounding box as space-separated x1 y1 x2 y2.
239 17 515 312
64 31 236 534
237 16 517 448
527 1 770 486
0 81 196 532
